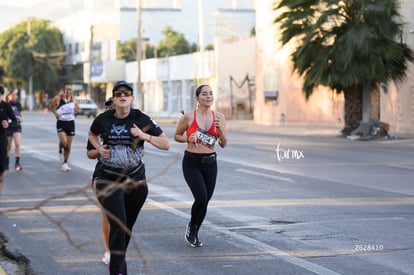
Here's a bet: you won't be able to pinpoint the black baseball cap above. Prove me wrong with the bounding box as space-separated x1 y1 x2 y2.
112 81 133 93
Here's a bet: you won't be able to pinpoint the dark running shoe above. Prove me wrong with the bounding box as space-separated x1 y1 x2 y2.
15 164 23 171
185 223 203 247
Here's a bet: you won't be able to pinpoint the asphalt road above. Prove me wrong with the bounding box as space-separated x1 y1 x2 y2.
0 112 413 274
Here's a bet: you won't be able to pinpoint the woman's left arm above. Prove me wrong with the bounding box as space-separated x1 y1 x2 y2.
73 97 81 113
131 123 170 150
215 112 227 148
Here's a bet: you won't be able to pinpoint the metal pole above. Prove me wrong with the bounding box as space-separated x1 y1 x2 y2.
88 25 93 98
247 74 253 113
198 0 205 52
27 18 34 111
136 0 142 108
229 76 233 117
198 0 205 81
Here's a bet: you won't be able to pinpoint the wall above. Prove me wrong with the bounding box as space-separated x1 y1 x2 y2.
381 65 414 136
254 0 344 127
379 0 414 135
214 36 256 118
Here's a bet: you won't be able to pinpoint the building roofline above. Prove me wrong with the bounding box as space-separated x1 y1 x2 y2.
121 7 181 12
217 8 255 13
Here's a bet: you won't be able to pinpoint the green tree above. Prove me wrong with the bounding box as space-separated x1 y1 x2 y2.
205 44 214 51
0 18 65 92
145 44 156 59
250 26 256 36
117 27 198 61
117 38 158 61
157 26 195 57
274 0 414 134
117 38 137 62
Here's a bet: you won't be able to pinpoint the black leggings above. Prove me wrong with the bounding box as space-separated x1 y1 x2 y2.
182 151 217 228
95 163 147 275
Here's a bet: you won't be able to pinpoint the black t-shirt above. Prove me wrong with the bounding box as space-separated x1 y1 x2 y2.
8 101 22 128
89 109 162 168
0 101 17 135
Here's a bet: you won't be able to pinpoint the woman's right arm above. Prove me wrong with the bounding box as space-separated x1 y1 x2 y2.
86 138 100 159
89 129 112 159
87 148 100 159
49 96 59 119
174 114 189 143
88 130 101 150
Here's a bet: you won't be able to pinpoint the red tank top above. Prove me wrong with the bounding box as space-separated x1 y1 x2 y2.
187 109 219 137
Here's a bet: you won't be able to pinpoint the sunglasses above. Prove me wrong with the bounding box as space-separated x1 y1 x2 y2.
113 90 132 97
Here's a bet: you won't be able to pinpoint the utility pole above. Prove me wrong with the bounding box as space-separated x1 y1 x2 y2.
198 0 205 52
27 18 34 111
136 0 142 108
198 0 205 82
88 25 94 98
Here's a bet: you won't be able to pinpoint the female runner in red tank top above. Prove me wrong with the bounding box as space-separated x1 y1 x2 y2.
174 84 227 247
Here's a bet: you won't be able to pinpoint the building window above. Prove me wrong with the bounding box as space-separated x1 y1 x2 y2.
172 81 182 113
68 44 73 56
162 81 169 112
264 90 278 103
187 81 196 110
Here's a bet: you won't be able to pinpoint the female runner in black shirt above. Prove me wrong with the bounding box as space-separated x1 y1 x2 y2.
88 81 169 275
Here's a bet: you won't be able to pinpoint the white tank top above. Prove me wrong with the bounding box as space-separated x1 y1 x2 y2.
58 101 76 121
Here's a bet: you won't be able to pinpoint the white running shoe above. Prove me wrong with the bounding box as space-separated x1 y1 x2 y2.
61 163 71 171
102 251 110 265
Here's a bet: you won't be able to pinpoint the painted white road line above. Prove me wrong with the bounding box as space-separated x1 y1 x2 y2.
237 168 295 182
147 186 340 275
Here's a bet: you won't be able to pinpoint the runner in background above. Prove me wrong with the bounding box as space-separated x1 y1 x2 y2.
48 83 80 171
0 85 17 188
5 89 23 171
87 97 113 265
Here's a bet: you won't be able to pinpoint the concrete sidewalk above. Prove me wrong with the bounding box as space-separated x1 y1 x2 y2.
158 117 343 137
26 110 414 138
224 120 342 136
223 120 414 140
158 117 414 139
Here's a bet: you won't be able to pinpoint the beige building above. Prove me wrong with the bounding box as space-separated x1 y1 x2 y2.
381 0 414 135
255 0 414 136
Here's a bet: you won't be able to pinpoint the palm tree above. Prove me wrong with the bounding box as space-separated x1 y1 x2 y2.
274 0 414 135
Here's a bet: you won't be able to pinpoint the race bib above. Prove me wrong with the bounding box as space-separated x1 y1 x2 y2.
58 102 75 121
60 112 72 120
196 128 216 148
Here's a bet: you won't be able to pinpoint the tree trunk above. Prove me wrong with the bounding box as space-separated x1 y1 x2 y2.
370 85 380 120
342 85 363 135
362 81 371 122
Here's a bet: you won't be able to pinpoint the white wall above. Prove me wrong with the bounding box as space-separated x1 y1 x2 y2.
254 0 344 126
214 36 256 116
